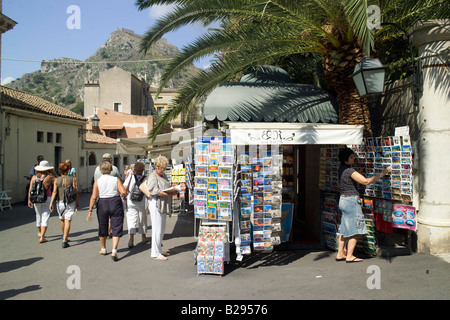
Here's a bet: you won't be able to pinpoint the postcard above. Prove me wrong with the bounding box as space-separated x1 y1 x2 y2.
218 201 232 221
195 200 207 219
209 157 218 166
218 166 232 178
218 190 232 201
218 178 232 190
194 188 207 200
240 153 250 165
240 220 251 230
209 143 220 155
195 143 209 155
194 177 208 188
207 204 217 220
195 155 208 166
208 178 217 190
207 193 217 203
219 155 233 166
220 144 234 156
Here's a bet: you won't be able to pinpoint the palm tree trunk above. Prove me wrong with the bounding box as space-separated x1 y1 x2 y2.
335 77 373 137
322 46 373 137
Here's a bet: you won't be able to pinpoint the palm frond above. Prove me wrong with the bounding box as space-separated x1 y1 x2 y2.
136 0 190 11
148 39 322 140
344 0 378 55
154 21 324 97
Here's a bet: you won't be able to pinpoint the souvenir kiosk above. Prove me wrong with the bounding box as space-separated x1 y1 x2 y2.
193 66 368 274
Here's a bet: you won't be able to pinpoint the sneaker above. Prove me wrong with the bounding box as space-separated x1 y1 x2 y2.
111 253 119 261
62 242 70 248
99 249 107 255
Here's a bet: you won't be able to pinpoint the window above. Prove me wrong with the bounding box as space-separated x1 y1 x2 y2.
108 131 118 139
88 152 97 166
157 106 165 115
56 133 62 143
114 103 122 112
37 131 44 142
47 132 53 143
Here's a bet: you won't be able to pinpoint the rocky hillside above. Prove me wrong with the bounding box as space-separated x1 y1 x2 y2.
6 28 200 113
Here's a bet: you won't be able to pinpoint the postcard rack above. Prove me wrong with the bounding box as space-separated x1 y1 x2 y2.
167 166 188 215
320 132 416 254
193 137 235 275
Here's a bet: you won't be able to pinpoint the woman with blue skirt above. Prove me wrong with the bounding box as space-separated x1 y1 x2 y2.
336 148 391 263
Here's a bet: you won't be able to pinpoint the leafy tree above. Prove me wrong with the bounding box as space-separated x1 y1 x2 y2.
71 102 85 116
137 0 449 140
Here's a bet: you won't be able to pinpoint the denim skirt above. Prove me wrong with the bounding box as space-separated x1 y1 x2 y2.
337 195 367 238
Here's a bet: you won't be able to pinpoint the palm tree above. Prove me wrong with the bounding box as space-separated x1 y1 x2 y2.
136 0 448 140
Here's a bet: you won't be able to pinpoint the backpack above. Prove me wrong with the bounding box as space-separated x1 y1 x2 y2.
130 174 146 201
30 175 47 203
63 177 77 205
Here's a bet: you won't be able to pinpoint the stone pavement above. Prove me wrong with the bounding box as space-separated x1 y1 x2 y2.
0 192 449 303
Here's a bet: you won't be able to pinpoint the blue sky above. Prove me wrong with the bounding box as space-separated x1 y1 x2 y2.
1 0 217 84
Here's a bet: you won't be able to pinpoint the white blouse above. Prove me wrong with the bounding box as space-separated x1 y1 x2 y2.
97 174 119 198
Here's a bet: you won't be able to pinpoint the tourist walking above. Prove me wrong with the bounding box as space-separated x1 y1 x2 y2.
49 162 79 248
336 148 391 263
94 153 121 181
65 159 78 180
145 156 174 261
124 162 149 248
28 160 56 243
93 153 121 238
87 161 127 261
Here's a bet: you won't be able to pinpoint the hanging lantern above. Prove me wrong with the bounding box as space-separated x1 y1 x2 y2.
351 57 386 97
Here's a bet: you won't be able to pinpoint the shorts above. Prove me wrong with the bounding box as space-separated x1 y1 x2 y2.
337 195 367 238
57 200 76 221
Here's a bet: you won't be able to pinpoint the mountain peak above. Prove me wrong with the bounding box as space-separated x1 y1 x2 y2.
6 28 199 112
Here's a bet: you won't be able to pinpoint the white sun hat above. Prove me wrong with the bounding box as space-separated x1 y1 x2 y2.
34 160 54 172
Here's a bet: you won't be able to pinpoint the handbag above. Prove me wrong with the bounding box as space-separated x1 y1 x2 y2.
64 177 77 204
139 177 151 198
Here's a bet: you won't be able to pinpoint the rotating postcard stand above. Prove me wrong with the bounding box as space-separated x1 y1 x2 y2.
193 137 235 275
235 145 284 258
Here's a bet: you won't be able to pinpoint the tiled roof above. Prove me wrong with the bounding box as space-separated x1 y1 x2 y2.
85 132 117 145
1 86 87 122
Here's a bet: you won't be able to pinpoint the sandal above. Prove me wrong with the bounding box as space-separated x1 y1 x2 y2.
152 255 168 261
346 257 363 263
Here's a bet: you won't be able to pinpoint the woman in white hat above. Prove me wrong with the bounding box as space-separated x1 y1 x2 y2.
28 160 56 243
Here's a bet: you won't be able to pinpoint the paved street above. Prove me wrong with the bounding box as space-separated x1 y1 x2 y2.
1 192 449 303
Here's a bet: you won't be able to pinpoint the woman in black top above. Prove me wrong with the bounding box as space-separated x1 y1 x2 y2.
336 148 391 263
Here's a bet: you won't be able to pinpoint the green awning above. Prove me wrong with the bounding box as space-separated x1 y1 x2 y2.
203 66 338 123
